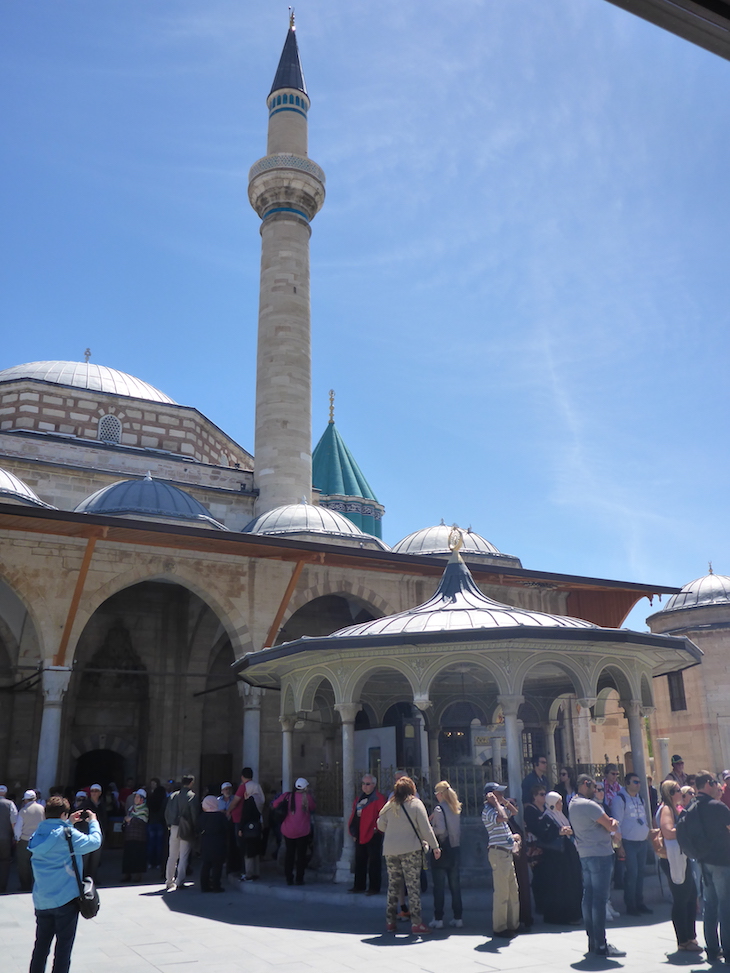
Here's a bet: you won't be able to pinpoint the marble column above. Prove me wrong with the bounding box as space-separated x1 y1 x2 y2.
427 724 441 779
624 700 650 811
575 698 597 765
490 734 503 782
36 667 72 796
498 695 524 804
656 737 670 784
333 702 361 883
545 720 559 779
280 717 295 793
239 683 264 779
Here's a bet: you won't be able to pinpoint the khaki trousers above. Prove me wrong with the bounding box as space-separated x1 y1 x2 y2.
488 845 519 934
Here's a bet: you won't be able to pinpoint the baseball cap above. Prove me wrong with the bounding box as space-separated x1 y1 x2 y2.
671 754 683 764
75 790 86 798
483 782 507 795
221 781 233 790
90 784 102 791
23 789 36 800
0 785 7 795
295 777 309 790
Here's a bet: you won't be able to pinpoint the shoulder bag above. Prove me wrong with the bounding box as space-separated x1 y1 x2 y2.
429 804 453 870
64 829 100 919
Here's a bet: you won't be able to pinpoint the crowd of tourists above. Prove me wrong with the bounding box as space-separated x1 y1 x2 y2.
4 753 730 970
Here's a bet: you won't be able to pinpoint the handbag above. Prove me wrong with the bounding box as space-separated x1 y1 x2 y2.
430 805 454 870
648 827 667 859
64 830 100 919
177 813 194 842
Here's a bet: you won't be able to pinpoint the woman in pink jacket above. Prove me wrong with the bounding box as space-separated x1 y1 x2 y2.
271 778 316 886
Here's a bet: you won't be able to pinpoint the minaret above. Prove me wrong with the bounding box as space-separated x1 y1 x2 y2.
249 14 325 515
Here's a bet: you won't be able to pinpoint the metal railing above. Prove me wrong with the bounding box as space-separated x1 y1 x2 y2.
314 761 625 818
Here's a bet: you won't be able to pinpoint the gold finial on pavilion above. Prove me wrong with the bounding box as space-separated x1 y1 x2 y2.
84 348 91 363
289 6 295 29
448 526 464 553
709 561 714 575
328 389 335 423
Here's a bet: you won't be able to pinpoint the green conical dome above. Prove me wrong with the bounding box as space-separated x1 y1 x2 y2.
312 420 384 538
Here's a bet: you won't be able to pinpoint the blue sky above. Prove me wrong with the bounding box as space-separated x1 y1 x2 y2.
2 1 729 630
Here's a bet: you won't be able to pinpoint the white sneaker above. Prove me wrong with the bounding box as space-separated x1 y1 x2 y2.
429 919 443 929
605 905 616 921
449 919 464 928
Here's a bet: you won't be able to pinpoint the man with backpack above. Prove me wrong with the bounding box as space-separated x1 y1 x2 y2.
677 771 730 963
612 772 651 917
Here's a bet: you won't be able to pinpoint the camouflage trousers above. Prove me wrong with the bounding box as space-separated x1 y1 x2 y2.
385 850 423 924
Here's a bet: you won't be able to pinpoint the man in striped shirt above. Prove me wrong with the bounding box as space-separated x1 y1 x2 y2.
481 782 521 938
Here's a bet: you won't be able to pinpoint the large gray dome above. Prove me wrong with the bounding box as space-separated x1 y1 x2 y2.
661 573 730 612
392 523 521 567
0 468 55 508
243 503 389 549
75 474 226 529
0 361 175 404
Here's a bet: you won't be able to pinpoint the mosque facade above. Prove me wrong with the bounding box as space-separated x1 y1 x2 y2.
0 22 717 856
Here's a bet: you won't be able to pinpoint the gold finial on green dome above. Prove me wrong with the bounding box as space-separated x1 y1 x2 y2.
328 389 335 423
448 526 464 553
289 6 295 29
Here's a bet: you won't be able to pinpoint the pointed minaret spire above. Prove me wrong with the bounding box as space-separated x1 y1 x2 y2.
270 12 307 96
249 21 326 515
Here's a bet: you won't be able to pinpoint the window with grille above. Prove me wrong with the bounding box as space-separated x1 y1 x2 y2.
98 414 122 444
667 670 687 712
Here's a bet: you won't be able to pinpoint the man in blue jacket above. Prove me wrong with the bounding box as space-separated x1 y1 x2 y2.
28 795 102 973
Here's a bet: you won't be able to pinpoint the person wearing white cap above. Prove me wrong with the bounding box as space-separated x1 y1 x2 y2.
0 784 18 893
270 777 316 886
15 790 45 891
77 785 107 882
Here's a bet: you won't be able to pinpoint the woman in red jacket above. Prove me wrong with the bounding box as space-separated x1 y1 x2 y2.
347 774 386 895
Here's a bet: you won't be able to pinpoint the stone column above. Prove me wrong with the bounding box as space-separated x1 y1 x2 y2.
36 667 72 796
280 717 295 793
491 735 503 782
498 695 524 804
624 700 650 811
545 720 559 779
656 737 670 783
333 702 361 883
576 698 597 765
239 684 264 779
427 724 441 779
414 699 432 783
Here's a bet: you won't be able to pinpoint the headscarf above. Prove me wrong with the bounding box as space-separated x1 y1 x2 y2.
129 794 149 822
544 791 570 830
202 796 219 812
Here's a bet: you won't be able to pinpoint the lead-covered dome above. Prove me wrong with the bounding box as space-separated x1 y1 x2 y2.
333 550 595 637
0 361 175 404
0 468 55 508
392 523 521 567
661 573 730 612
243 502 389 550
75 473 226 529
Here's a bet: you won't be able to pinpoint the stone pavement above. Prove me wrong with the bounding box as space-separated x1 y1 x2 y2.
0 852 720 973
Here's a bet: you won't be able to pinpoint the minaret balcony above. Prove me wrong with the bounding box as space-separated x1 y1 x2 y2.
249 155 325 223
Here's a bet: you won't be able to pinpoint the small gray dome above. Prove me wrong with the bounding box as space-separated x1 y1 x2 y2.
243 503 389 549
0 468 55 508
333 552 595 638
0 361 175 404
75 474 226 529
392 523 521 567
662 573 730 612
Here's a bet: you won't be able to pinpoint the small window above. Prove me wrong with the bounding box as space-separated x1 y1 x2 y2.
277 95 282 105
98 414 122 444
295 95 300 105
667 671 687 712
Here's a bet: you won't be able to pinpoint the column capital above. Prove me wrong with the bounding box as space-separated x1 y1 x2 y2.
577 697 597 711
497 694 524 718
238 682 265 708
334 702 361 724
622 699 643 719
41 666 72 704
279 716 297 732
413 697 432 713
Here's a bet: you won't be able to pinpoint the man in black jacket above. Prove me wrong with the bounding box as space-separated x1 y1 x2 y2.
693 771 730 962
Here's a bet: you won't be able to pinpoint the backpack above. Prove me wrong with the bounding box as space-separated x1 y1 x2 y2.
676 798 712 861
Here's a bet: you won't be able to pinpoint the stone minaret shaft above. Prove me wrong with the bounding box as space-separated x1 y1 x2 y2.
249 22 325 515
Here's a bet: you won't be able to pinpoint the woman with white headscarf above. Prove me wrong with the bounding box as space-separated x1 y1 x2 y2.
529 790 583 925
